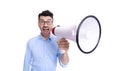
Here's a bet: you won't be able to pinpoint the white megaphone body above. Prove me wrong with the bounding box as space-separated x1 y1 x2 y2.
52 25 77 42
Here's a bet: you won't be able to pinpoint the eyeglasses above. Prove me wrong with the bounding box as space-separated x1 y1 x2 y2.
39 20 53 25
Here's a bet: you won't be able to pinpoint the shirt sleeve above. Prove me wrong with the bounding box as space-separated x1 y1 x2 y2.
23 42 32 71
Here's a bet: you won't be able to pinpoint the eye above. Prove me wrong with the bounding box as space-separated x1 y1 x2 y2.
46 21 51 24
39 20 44 24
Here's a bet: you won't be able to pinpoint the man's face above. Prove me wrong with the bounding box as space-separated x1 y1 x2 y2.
38 16 53 38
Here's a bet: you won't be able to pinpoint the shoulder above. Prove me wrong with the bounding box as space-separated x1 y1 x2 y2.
50 33 57 41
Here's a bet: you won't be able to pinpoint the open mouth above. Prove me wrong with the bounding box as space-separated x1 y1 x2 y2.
43 28 49 31
42 28 50 33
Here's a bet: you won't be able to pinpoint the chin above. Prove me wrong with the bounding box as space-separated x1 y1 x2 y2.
43 32 50 36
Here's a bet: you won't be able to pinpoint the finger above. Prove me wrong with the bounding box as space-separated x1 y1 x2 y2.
59 44 69 48
60 38 66 41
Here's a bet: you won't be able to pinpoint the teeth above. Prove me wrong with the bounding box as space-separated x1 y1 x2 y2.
43 28 49 30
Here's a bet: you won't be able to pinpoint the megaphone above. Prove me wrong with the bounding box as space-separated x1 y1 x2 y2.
52 15 101 54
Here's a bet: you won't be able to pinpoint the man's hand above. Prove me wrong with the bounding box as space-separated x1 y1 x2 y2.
57 38 69 53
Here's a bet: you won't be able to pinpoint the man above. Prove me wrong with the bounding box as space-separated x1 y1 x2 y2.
23 10 69 71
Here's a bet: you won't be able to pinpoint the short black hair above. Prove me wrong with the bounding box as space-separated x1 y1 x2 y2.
38 10 53 21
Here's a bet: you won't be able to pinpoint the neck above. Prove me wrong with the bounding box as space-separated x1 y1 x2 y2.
41 33 50 40
43 36 49 40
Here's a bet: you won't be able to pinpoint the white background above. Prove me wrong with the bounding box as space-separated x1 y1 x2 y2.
0 0 120 71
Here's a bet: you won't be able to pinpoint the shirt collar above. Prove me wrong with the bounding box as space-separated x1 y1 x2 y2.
39 33 53 41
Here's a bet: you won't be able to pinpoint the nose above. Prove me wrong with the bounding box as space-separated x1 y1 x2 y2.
43 22 48 26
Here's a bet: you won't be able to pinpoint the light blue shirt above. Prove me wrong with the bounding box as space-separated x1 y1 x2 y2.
23 34 67 71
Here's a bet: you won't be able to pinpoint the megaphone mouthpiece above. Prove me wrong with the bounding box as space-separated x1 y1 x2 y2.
52 27 56 35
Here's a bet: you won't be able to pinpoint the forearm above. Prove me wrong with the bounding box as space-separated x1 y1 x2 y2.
61 52 69 65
